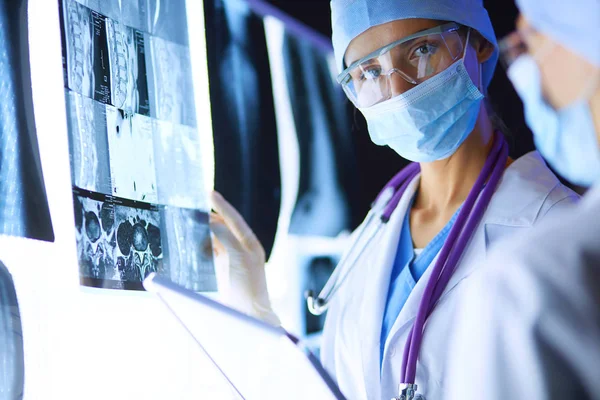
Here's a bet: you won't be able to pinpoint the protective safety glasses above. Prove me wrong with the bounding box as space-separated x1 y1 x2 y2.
337 23 467 108
498 27 552 69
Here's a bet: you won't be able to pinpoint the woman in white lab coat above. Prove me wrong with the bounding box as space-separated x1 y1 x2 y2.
445 1 600 399
209 0 579 399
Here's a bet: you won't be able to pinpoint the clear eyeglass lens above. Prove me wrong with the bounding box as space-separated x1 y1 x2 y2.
342 29 464 108
499 31 529 69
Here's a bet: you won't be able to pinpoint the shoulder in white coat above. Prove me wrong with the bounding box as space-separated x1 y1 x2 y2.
320 151 579 400
445 184 600 400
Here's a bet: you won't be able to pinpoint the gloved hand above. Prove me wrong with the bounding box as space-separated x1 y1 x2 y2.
209 191 281 327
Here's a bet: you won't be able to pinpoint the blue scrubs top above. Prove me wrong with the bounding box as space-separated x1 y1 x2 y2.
379 200 460 367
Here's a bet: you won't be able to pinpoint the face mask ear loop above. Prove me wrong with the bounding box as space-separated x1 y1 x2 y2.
462 28 472 61
462 28 484 95
479 61 484 95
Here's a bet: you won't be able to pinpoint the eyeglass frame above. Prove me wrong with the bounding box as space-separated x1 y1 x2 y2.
336 22 465 86
498 26 547 68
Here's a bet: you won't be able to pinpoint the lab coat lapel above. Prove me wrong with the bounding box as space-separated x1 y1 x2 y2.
386 177 519 351
385 196 489 353
385 250 438 353
358 175 420 400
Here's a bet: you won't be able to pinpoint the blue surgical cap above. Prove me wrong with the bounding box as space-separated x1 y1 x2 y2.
331 0 499 90
516 0 600 67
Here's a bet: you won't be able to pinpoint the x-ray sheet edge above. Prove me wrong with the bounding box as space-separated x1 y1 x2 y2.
144 273 347 400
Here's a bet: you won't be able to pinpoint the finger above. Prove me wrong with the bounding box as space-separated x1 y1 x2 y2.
201 235 215 259
211 232 225 256
210 213 232 256
211 191 263 252
210 217 243 253
210 212 226 225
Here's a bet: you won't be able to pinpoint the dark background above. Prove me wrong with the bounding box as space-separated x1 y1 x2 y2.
208 0 538 259
263 0 534 221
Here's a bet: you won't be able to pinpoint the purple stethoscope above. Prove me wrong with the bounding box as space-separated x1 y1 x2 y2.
306 131 509 400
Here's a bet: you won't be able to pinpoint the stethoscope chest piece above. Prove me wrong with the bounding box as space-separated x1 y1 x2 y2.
392 383 426 400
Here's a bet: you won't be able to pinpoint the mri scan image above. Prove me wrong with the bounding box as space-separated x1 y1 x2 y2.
61 0 214 291
106 105 157 203
74 192 118 283
153 120 207 210
74 189 215 291
106 19 150 114
113 200 163 286
65 91 112 195
160 207 216 292
74 189 164 290
146 35 196 127
62 0 112 103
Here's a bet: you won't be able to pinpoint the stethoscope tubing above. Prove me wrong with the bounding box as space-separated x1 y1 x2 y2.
307 164 421 314
401 133 509 384
307 132 508 390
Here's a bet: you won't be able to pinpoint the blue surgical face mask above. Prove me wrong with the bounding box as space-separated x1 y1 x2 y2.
507 54 600 187
358 37 484 163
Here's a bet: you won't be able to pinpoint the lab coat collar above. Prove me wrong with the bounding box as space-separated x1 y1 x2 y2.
385 151 561 333
484 151 564 227
359 151 565 398
582 183 600 208
358 174 420 400
369 151 564 397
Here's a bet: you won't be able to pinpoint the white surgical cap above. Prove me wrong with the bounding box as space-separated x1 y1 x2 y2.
516 0 600 67
330 0 499 89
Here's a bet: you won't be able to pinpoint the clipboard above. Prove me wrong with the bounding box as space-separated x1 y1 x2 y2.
144 273 347 400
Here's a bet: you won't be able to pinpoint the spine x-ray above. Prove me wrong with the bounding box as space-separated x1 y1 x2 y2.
0 0 54 242
60 0 216 291
204 0 282 259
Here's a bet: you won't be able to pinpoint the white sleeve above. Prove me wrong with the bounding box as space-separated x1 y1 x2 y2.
444 218 600 400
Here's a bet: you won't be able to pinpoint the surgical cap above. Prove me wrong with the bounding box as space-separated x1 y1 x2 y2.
331 0 499 90
516 0 600 67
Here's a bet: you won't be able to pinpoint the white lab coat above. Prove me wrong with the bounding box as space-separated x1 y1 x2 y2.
320 151 579 400
445 184 600 400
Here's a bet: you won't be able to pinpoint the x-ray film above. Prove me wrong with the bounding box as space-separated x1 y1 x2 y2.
99 0 145 32
160 207 216 292
61 0 214 290
106 20 150 114
0 0 54 241
106 105 157 203
74 188 215 291
62 0 112 103
153 120 207 210
62 0 95 98
75 188 164 290
65 91 112 195
143 0 189 45
146 35 196 127
72 0 188 44
74 190 119 285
